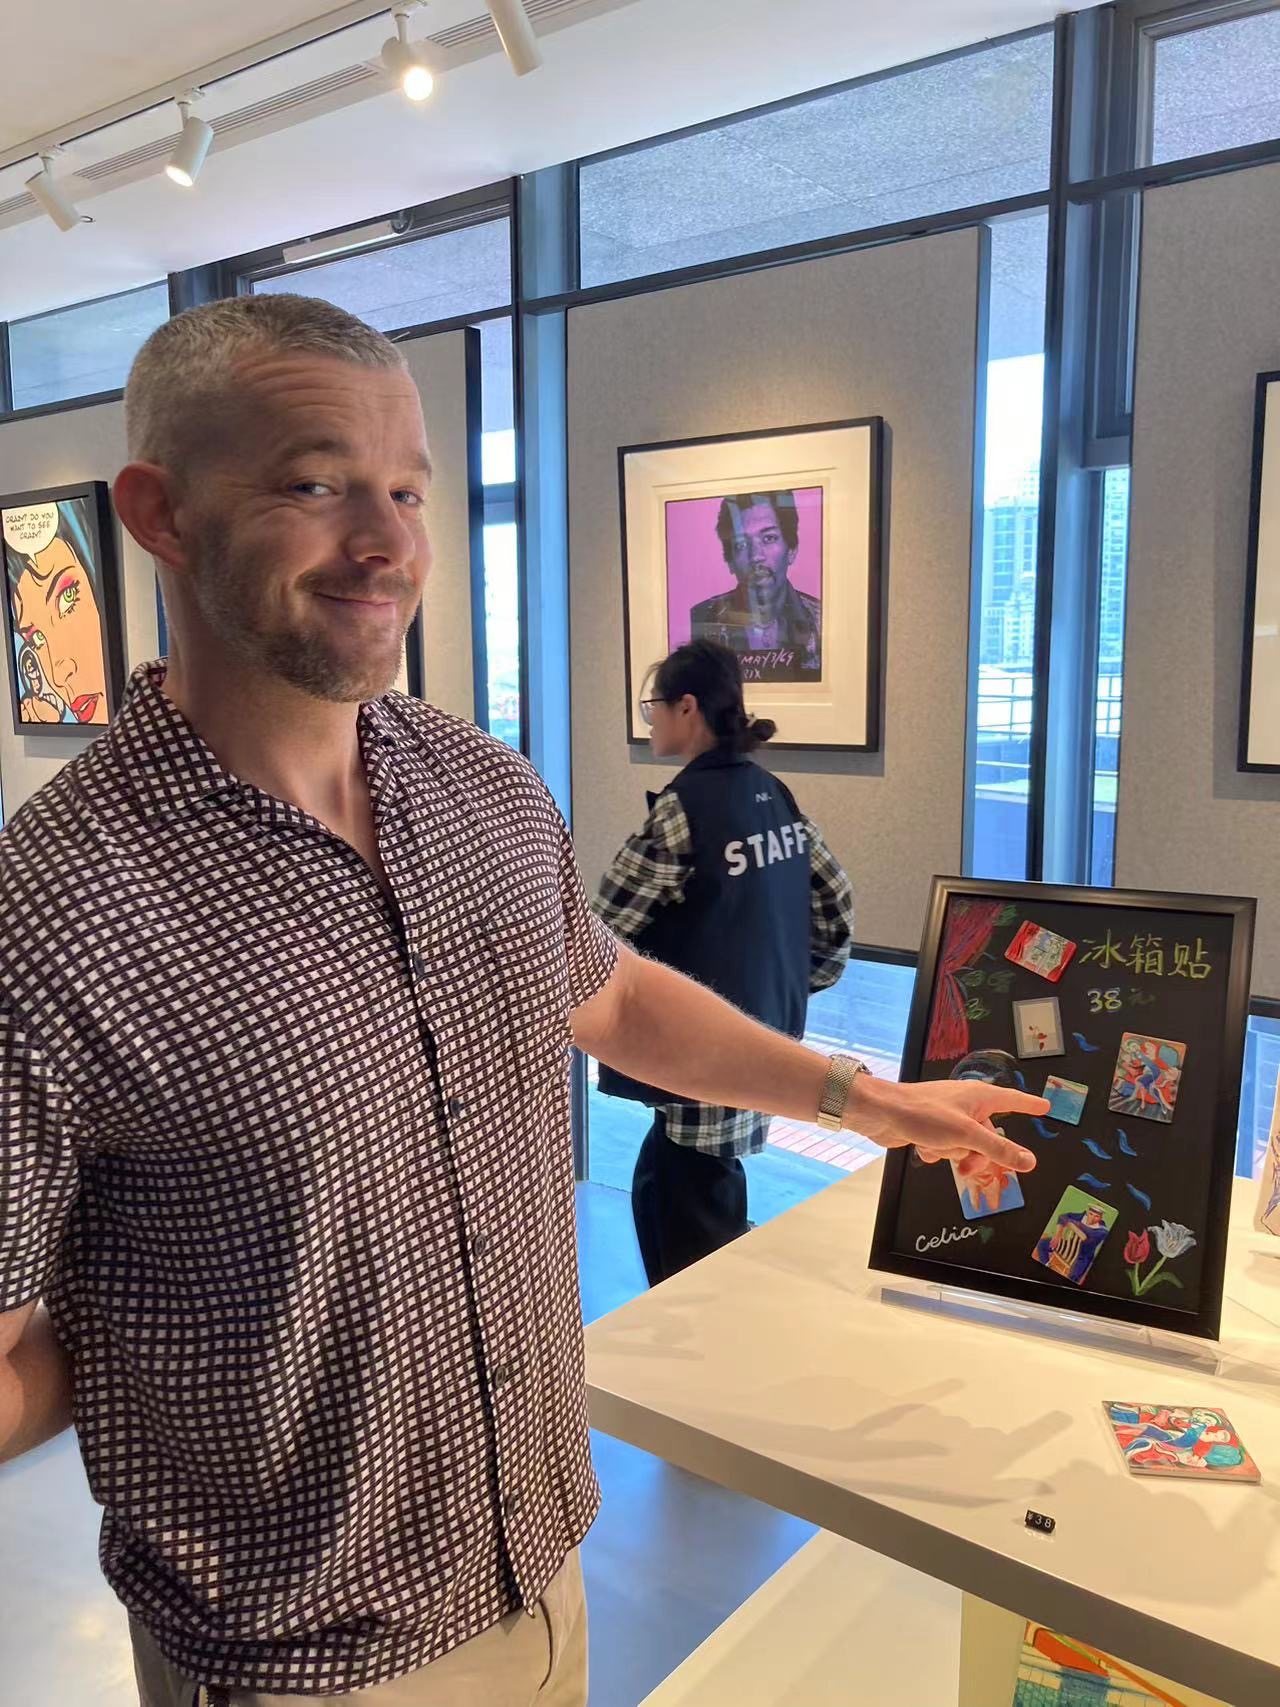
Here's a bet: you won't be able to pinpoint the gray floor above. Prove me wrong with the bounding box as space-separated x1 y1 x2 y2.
0 1180 821 1707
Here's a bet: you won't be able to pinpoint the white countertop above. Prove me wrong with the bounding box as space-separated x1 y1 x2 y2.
584 1164 1280 1706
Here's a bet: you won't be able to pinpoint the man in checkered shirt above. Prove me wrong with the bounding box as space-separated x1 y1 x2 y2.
0 295 1045 1705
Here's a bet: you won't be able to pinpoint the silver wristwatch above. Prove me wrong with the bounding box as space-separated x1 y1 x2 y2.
816 1052 870 1132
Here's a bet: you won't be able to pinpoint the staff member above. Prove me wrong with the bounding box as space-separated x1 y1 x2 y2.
596 640 855 1285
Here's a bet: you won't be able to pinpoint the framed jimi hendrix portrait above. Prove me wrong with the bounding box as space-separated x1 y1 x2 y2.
619 419 884 750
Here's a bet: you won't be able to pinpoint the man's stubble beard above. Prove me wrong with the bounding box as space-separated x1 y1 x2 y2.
189 518 414 704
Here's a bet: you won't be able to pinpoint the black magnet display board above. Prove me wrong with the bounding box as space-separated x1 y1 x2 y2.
869 879 1256 1340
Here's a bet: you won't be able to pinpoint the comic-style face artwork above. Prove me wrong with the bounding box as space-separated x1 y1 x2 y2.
1107 1033 1186 1125
3 497 111 729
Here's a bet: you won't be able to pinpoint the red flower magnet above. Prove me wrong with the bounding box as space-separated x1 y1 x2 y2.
1124 1229 1151 1266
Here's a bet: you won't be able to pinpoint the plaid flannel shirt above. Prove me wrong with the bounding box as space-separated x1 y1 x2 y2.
594 790 855 1157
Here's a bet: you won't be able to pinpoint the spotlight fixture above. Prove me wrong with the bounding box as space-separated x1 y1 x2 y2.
485 0 542 75
25 152 91 231
166 92 213 187
381 7 437 102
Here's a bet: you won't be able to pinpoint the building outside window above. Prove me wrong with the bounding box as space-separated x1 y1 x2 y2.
1091 467 1131 887
969 213 1048 880
7 281 170 412
579 32 1054 287
1145 4 1280 164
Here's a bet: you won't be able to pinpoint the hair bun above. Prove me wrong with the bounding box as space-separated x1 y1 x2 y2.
750 717 778 745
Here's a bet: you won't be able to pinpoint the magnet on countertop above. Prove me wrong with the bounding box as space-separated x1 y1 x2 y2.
1025 1510 1056 1535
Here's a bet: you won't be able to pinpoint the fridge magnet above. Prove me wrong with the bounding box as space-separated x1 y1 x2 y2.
1013 997 1065 1060
1005 920 1078 982
1013 1621 1194 1705
1043 1075 1088 1124
1031 1186 1117 1285
951 1152 1026 1220
1124 1222 1197 1298
1108 1033 1186 1124
1102 1402 1260 1483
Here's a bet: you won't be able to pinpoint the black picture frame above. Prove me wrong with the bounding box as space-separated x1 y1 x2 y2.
868 877 1256 1341
404 609 425 699
2 480 126 738
1239 369 1280 773
618 418 885 753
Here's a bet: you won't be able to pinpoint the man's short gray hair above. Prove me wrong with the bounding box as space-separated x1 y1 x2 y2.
124 293 407 469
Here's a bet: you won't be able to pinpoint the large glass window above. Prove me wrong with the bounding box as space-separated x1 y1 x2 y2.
1240 1013 1280 1176
1147 5 1280 165
579 33 1054 287
970 212 1048 879
8 281 170 411
1090 468 1130 887
476 318 520 749
585 953 915 1213
252 218 511 331
483 522 521 749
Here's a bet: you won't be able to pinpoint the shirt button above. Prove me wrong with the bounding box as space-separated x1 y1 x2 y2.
491 1362 514 1389
410 953 427 978
471 1233 490 1257
504 1489 524 1517
448 1096 466 1118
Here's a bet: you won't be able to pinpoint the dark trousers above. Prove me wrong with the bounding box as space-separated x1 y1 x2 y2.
631 1111 748 1287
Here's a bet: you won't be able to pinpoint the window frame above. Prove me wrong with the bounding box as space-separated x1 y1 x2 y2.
228 182 514 335
572 23 1057 298
1134 0 1280 166
3 276 171 417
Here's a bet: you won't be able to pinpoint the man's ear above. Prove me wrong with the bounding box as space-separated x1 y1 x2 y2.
113 463 188 571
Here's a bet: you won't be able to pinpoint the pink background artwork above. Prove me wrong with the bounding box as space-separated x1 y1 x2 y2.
664 486 824 650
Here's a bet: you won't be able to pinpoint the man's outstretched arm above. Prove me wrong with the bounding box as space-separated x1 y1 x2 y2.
572 945 1045 1171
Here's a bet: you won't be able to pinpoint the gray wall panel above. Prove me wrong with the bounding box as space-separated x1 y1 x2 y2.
568 228 983 952
1120 162 1280 994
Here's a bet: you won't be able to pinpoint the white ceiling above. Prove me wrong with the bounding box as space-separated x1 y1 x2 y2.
0 0 1104 324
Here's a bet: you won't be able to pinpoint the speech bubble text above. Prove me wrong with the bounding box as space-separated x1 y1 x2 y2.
3 503 60 558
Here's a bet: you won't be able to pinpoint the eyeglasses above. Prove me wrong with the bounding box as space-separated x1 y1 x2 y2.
639 698 667 727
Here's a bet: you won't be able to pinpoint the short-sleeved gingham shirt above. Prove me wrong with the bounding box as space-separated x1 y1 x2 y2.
0 663 618 1696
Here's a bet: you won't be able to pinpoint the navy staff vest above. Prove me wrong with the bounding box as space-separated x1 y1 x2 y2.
599 748 812 1105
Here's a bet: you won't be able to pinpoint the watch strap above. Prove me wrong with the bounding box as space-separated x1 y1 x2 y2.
816 1052 869 1132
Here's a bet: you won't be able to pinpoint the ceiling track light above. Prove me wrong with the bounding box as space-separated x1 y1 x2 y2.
381 6 436 102
24 150 91 231
485 0 542 76
166 90 213 187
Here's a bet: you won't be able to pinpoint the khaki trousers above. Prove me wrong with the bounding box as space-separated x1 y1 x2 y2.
130 1552 587 1706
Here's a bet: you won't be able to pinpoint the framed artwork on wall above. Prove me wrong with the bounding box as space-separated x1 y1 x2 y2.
1240 369 1280 770
619 418 884 749
2 481 125 737
869 878 1255 1340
